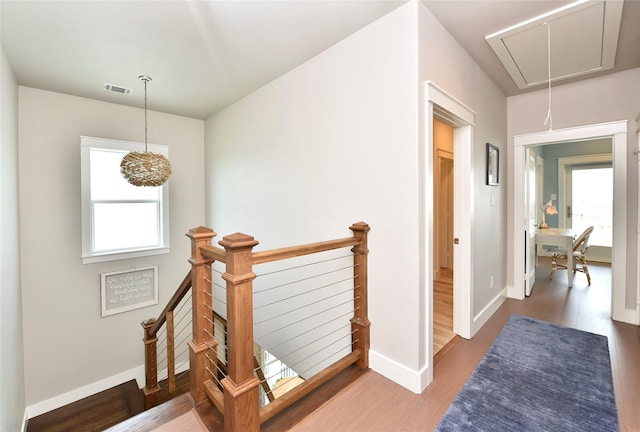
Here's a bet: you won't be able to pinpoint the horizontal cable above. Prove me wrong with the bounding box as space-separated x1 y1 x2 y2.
260 333 356 390
264 329 355 381
298 340 357 378
254 275 355 310
257 325 355 375
211 294 227 307
255 254 353 278
174 292 192 314
205 366 223 388
206 353 228 381
254 288 356 327
255 300 359 342
258 308 355 353
175 344 190 362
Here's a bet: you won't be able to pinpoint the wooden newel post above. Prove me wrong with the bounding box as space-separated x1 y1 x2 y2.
219 233 260 432
350 221 371 368
141 318 160 409
186 226 217 403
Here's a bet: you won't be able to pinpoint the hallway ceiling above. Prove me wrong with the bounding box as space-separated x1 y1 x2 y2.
1 1 639 120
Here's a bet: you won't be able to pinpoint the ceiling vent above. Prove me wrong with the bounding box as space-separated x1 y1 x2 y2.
103 83 132 95
486 0 623 89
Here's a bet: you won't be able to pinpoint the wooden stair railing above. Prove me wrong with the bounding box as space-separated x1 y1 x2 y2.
142 222 370 431
141 271 192 409
190 222 370 432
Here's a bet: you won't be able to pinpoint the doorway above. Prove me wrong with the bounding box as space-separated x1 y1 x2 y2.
424 81 474 388
433 120 455 354
512 121 629 323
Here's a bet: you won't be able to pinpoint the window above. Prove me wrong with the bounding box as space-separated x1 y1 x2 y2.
569 165 612 247
81 136 170 264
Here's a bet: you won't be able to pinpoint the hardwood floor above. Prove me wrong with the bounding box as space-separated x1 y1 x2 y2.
25 380 144 432
26 372 190 432
290 259 640 431
433 268 455 355
27 259 640 431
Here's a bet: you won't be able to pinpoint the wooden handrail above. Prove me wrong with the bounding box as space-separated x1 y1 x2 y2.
149 271 192 336
252 236 360 264
200 235 360 265
199 244 227 262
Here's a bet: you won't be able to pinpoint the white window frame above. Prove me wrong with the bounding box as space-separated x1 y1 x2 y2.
81 136 170 264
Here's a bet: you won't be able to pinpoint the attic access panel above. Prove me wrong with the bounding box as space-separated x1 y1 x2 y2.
486 0 623 89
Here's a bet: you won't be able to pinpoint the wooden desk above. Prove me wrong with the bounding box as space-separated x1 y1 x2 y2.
535 228 575 287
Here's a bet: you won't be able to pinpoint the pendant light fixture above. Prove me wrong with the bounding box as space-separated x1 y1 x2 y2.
120 75 172 187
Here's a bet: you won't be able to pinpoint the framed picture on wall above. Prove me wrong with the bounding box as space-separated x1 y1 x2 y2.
486 143 499 186
100 266 158 317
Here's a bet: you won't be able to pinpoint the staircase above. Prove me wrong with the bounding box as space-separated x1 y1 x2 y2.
138 222 371 432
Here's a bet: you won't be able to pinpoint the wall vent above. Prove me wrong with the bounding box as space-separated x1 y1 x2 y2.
103 83 132 95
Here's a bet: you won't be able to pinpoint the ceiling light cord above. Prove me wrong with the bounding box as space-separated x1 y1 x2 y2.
543 22 552 131
141 75 151 152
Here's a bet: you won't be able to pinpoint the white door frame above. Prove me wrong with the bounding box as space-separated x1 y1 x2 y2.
424 81 474 385
512 121 632 323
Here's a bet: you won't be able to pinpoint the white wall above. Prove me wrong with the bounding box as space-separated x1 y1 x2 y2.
418 1 507 353
205 1 508 393
1 46 27 431
18 87 205 415
206 3 423 389
507 68 640 311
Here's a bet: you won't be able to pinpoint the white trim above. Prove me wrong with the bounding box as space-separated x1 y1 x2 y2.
637 116 640 324
27 365 145 418
471 288 507 335
80 136 171 264
424 81 475 126
423 81 475 390
21 410 28 432
512 121 631 323
369 350 429 394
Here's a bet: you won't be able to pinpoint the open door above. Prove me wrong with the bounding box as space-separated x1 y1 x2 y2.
524 148 538 296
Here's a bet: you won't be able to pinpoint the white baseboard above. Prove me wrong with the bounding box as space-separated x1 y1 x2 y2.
27 365 145 419
369 349 429 394
471 288 507 336
21 409 28 432
617 307 639 325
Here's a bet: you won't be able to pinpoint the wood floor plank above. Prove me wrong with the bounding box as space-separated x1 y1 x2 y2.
433 268 454 354
104 393 195 432
291 260 640 432
26 380 144 432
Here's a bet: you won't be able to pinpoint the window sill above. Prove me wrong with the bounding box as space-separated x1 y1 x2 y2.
82 247 170 264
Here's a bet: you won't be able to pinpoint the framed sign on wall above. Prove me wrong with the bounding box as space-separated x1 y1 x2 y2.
101 266 158 317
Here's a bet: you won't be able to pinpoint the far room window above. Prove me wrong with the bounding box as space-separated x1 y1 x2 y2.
81 136 170 264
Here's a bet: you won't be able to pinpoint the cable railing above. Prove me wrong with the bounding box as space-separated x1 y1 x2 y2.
142 222 369 431
140 272 193 408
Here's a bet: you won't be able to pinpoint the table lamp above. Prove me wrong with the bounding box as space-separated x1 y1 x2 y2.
540 197 558 229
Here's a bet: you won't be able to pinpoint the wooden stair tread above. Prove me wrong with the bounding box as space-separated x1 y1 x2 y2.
104 393 197 432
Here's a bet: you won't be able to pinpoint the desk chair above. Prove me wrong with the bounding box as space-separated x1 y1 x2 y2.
549 226 594 285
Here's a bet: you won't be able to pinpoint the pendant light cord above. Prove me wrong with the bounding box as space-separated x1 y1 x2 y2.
139 75 152 152
144 78 148 152
543 23 552 131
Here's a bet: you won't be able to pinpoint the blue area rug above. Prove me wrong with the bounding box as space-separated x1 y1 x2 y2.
436 314 618 431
